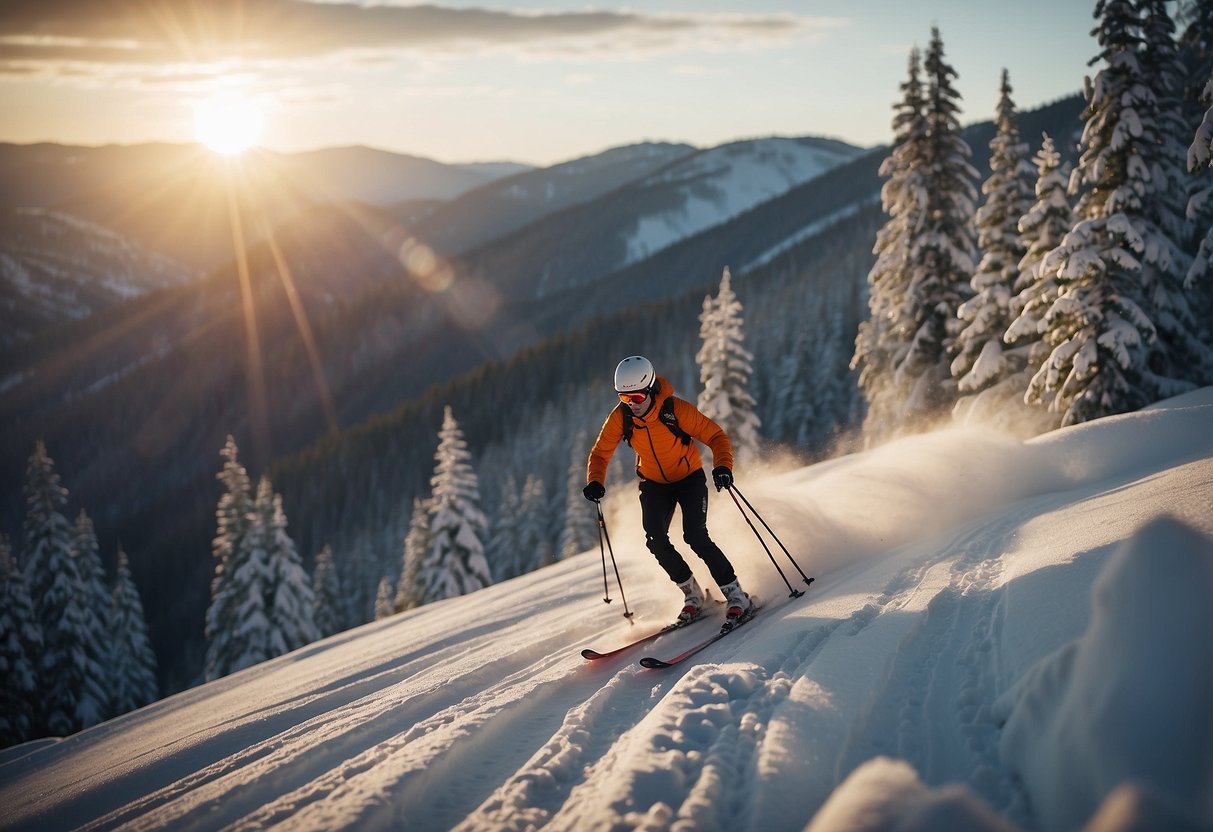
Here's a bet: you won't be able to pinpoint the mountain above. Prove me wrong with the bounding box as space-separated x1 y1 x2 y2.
0 143 530 273
2 387 1210 832
281 146 533 206
406 142 697 255
456 136 867 304
526 94 1084 336
0 207 192 348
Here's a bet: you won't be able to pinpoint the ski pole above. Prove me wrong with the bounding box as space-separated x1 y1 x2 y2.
595 501 634 620
729 484 815 590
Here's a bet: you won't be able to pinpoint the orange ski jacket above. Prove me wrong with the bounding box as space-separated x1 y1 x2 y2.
587 377 733 486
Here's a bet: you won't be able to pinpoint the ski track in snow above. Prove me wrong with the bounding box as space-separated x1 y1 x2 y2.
31 491 1172 831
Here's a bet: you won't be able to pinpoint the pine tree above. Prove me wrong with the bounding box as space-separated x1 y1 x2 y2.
773 325 819 448
696 266 761 462
416 407 491 604
899 27 979 417
109 546 158 715
1180 0 1213 304
853 45 934 440
205 437 255 681
1189 73 1213 288
953 70 1037 397
374 576 395 620
395 498 431 612
68 511 113 726
23 441 94 735
262 484 318 656
558 434 597 559
1138 0 1213 385
221 476 276 675
517 474 552 574
1032 0 1202 424
312 545 345 636
1006 134 1076 411
0 536 41 747
487 476 522 582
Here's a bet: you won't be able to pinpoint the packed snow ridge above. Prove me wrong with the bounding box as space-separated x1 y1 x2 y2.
2 388 1211 832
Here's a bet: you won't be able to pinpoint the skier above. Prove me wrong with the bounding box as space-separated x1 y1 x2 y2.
583 355 753 626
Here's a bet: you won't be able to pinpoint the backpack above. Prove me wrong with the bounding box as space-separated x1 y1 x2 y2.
618 396 692 447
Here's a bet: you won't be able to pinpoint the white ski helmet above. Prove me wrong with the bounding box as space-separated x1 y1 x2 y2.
614 355 656 393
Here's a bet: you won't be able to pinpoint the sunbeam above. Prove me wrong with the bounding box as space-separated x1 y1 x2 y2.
256 210 341 439
222 168 270 462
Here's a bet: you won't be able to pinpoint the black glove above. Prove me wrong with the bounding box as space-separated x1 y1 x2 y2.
583 481 606 502
712 466 733 491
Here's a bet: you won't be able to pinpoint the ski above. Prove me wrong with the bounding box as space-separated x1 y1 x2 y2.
581 614 709 661
638 601 763 669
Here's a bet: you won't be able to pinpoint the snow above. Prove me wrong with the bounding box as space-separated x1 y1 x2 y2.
623 138 862 267
2 389 1212 832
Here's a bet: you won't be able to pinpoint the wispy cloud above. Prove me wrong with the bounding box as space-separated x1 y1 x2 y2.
0 1 840 79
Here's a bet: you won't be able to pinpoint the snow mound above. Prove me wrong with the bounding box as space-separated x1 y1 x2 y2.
805 757 1014 832
994 516 1213 832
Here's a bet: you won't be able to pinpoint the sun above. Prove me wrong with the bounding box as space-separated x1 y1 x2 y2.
193 92 264 155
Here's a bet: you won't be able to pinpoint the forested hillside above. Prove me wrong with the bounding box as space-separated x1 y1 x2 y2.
1 94 1083 693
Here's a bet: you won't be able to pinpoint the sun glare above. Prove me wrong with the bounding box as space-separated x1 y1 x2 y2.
194 93 264 155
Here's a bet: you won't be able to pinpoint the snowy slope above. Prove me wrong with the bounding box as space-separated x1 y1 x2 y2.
0 208 192 345
622 138 863 266
413 143 696 255
2 390 1212 832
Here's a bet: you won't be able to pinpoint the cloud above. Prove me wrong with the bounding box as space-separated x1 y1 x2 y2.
0 1 834 76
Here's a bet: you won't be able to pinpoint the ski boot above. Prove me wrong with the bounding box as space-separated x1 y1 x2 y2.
677 576 705 624
719 579 753 631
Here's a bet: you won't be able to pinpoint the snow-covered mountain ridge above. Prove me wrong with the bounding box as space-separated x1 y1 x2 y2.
3 387 1210 832
0 207 192 346
621 137 865 269
408 142 697 255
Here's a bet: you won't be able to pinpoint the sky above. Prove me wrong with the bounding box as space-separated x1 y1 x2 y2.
1 1 1100 166
2 385 1210 831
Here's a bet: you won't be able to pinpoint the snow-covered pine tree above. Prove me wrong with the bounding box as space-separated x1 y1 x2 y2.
23 441 99 735
416 407 491 604
1032 0 1200 424
374 576 395 620
395 498 431 612
1006 134 1076 415
518 474 552 573
854 32 978 439
263 485 318 656
853 46 931 441
1180 0 1213 302
559 434 597 559
696 266 761 462
1188 73 1213 289
952 70 1037 398
343 541 380 627
205 437 255 681
1138 0 1213 385
771 325 817 447
217 476 276 675
902 27 979 417
312 545 344 636
109 545 158 715
487 475 522 582
68 510 114 726
0 536 41 747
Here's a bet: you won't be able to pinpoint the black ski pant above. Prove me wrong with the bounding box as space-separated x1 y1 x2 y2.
639 468 736 587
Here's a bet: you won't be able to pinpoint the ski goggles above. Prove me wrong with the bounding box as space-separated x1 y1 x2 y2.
618 391 649 404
